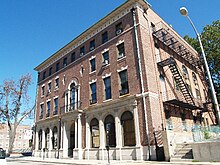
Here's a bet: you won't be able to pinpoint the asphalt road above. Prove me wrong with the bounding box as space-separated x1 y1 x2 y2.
6 159 69 165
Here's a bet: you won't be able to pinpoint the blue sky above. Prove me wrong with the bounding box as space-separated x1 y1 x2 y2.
0 0 219 125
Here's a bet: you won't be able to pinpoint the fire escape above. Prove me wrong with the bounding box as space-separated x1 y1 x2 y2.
153 22 204 110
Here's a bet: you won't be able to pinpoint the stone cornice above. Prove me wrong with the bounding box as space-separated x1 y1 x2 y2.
34 0 150 72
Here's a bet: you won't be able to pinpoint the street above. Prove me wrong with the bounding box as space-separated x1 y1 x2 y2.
7 159 70 165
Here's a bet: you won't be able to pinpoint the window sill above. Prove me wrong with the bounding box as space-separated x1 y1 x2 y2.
103 99 112 103
119 93 130 98
89 71 96 75
117 56 126 62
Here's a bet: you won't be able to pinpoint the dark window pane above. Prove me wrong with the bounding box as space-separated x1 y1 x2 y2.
56 62 60 72
63 58 67 67
49 67 52 76
117 43 125 59
115 22 123 35
90 40 95 51
104 77 111 100
90 58 96 72
80 46 85 56
71 52 76 62
102 31 108 44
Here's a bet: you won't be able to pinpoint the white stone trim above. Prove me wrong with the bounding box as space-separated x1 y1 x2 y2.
102 73 111 79
136 91 159 98
41 84 45 87
46 99 51 102
101 48 109 54
48 80 52 83
116 40 124 46
53 96 58 99
55 76 59 79
89 55 96 61
89 79 97 84
117 65 128 72
40 102 44 105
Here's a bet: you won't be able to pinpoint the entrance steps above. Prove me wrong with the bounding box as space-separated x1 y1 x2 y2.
170 143 193 162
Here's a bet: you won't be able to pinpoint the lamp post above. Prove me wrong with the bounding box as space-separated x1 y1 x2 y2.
180 7 220 125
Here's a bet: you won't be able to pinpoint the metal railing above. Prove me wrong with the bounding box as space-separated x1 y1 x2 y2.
60 101 82 114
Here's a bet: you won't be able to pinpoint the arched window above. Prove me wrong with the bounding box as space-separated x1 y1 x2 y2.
45 128 50 149
52 126 58 149
182 65 191 92
90 118 100 148
66 80 80 112
70 83 78 110
104 115 116 147
121 111 136 146
38 130 42 150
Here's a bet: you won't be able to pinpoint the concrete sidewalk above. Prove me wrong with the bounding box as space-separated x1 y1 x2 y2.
7 155 220 165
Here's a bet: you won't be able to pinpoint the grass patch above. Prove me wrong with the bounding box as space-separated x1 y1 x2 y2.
192 160 200 162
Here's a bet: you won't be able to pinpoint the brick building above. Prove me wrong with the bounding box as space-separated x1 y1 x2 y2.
0 124 31 152
33 0 216 161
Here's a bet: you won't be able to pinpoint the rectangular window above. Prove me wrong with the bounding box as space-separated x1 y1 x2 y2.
196 89 201 99
43 71 46 80
54 98 58 115
117 43 125 59
55 78 59 89
102 31 108 44
119 70 129 95
71 52 76 62
40 104 44 119
102 51 109 66
49 67 52 76
47 101 51 117
104 77 112 100
41 86 45 96
80 46 85 56
56 62 60 72
90 82 97 104
63 57 67 67
115 22 123 35
90 58 96 72
48 82 52 93
89 39 95 51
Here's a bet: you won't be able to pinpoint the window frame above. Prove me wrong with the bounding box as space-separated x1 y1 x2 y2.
89 39 95 51
90 82 97 104
117 43 125 59
103 77 112 100
119 70 129 96
102 31 108 44
90 58 96 72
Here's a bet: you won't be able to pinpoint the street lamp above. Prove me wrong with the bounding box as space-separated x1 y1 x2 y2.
180 7 220 125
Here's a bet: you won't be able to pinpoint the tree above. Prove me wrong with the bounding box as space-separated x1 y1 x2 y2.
0 74 35 153
184 20 220 102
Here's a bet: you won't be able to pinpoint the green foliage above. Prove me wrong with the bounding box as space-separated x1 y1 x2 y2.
203 129 211 140
184 20 220 102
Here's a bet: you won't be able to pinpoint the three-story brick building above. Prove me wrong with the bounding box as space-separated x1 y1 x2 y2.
33 0 216 161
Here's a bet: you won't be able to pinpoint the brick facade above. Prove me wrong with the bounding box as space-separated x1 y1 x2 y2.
33 0 216 161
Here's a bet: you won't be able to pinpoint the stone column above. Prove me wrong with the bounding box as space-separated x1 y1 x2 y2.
99 118 105 160
85 117 91 160
49 127 53 157
115 111 122 160
42 129 45 158
133 101 143 160
77 114 82 159
35 131 39 152
75 119 78 149
62 122 68 158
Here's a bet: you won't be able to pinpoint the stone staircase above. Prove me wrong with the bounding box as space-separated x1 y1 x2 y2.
170 143 193 162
